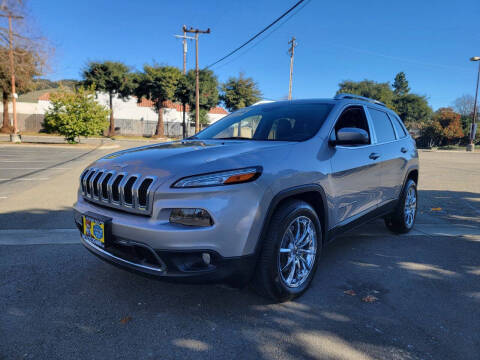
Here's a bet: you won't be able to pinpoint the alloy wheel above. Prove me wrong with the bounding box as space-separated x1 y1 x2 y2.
404 185 417 228
277 216 317 288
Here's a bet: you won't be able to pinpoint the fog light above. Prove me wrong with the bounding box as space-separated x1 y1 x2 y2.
202 253 211 265
169 208 213 227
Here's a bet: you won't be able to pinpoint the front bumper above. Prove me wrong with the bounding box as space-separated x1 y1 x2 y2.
76 214 256 285
73 180 271 258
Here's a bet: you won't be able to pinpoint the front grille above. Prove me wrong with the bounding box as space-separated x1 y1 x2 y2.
80 168 157 215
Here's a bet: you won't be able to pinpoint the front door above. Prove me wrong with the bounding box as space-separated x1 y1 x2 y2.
329 106 383 226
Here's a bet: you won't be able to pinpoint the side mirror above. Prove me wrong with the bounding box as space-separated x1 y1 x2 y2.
331 127 369 146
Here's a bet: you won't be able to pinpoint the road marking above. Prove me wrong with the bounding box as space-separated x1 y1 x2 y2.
0 167 72 170
0 160 60 162
0 229 80 245
0 178 49 181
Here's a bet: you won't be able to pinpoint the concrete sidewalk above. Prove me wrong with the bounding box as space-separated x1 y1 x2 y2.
1 222 479 246
0 133 170 145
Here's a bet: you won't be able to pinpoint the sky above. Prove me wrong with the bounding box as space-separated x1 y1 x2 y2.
26 0 480 110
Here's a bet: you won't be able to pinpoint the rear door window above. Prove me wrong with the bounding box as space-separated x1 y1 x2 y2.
389 114 407 138
368 108 396 143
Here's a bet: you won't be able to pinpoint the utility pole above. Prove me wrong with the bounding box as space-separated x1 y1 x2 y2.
468 56 480 152
288 37 297 100
0 11 23 142
174 26 195 75
174 27 195 139
184 25 210 133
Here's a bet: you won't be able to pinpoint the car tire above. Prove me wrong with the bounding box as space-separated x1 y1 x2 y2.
251 199 322 302
384 179 417 234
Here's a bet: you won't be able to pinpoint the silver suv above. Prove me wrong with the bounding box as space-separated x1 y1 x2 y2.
74 94 419 301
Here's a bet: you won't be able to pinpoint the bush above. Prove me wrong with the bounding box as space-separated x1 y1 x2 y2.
43 86 110 143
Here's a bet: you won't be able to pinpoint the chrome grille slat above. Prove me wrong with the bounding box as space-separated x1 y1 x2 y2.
80 167 157 215
100 171 115 202
132 177 143 209
92 171 104 199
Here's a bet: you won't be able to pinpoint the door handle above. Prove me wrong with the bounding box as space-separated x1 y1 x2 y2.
401 147 407 153
369 153 380 160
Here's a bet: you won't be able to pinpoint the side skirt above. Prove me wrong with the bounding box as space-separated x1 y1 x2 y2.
327 200 397 242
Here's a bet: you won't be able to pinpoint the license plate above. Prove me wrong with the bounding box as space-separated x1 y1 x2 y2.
82 213 111 248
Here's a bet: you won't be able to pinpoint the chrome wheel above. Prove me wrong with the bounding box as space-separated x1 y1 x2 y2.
404 185 417 228
277 216 317 288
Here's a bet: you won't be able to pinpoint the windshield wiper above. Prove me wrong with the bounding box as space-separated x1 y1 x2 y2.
214 137 255 140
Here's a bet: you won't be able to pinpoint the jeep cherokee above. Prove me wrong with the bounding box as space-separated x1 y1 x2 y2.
73 94 419 301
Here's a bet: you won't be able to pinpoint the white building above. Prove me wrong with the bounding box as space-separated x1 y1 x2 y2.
1 90 228 137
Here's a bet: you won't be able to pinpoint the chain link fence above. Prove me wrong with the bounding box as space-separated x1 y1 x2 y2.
14 114 194 138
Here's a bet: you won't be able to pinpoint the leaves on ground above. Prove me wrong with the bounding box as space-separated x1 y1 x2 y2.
343 289 356 296
362 295 378 303
120 316 132 324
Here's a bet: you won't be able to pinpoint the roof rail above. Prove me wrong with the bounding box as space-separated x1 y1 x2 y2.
251 100 275 106
334 93 386 107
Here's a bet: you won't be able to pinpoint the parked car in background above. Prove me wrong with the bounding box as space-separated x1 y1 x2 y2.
74 94 419 301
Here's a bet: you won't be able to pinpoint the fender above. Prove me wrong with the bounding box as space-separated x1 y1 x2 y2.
255 184 329 255
397 166 419 208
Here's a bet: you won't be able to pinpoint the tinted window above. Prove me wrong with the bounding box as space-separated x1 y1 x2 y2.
389 114 407 138
194 103 334 142
369 108 396 143
334 106 370 144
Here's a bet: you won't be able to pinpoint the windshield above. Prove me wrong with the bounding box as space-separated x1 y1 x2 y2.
194 103 334 141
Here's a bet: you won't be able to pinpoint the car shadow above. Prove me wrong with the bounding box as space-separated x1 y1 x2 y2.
1 189 480 359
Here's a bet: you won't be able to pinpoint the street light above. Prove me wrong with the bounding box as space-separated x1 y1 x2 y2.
467 56 480 152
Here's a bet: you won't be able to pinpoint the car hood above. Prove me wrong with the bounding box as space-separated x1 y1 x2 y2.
90 140 293 183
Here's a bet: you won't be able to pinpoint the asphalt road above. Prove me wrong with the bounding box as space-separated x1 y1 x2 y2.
1 145 479 360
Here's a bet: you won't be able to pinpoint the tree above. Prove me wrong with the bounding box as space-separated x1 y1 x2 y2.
337 73 433 132
453 94 475 116
185 69 219 128
433 107 464 145
134 64 182 137
0 0 48 133
393 93 432 130
189 108 209 126
393 71 410 96
174 74 191 138
82 61 133 136
0 47 42 132
336 79 395 108
221 73 262 112
43 86 109 143
419 120 443 148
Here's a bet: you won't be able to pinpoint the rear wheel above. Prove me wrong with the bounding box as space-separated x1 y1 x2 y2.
385 179 417 234
252 200 322 302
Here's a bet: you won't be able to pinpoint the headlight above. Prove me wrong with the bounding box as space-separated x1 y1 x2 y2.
172 167 262 188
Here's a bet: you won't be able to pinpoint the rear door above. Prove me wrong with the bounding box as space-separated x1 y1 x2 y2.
329 105 383 226
366 107 405 205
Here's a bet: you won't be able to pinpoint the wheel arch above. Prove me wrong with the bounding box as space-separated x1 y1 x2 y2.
403 168 419 189
256 184 329 254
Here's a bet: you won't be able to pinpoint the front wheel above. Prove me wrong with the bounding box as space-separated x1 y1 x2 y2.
385 179 417 234
252 200 322 302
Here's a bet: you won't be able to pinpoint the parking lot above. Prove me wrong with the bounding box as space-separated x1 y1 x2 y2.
1 144 479 360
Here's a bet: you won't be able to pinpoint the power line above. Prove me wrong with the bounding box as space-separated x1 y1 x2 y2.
208 0 310 72
205 0 308 69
